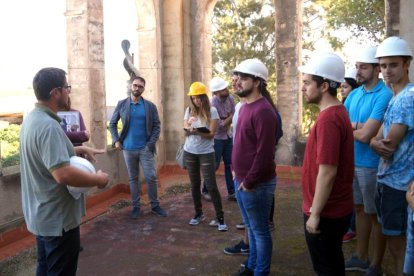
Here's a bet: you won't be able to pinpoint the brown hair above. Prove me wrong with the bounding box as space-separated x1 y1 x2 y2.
190 94 211 125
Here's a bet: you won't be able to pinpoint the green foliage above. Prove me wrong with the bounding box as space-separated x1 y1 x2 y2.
212 0 276 87
0 124 20 167
314 0 385 49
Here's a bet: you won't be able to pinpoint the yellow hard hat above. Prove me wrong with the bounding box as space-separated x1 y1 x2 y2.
188 82 207 96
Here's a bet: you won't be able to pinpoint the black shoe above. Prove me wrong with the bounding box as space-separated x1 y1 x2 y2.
223 240 249 255
130 207 140 219
229 267 253 276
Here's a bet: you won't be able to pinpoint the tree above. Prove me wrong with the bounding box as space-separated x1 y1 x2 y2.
314 0 385 49
211 0 276 92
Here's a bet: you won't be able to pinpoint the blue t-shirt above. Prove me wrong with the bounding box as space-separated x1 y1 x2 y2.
377 83 414 191
344 79 393 168
123 100 147 150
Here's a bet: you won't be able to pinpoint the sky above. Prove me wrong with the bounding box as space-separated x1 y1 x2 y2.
0 0 137 111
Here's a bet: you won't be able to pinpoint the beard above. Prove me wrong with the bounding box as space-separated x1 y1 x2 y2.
131 90 143 98
235 87 253 98
304 92 322 105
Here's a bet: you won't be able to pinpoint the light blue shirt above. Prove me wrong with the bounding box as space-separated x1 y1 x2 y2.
377 83 414 191
344 79 393 168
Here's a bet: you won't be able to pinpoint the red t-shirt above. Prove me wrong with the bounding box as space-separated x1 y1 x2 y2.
301 105 354 218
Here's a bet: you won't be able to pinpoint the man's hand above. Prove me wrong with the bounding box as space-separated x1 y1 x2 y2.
96 170 109 189
407 181 414 210
306 214 321 234
114 141 123 151
370 138 395 159
76 146 106 163
238 182 253 192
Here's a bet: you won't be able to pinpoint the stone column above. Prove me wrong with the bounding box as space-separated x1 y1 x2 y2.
400 0 414 82
65 0 107 149
135 0 165 164
274 0 304 165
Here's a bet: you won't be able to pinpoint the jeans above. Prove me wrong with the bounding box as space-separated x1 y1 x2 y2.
123 147 159 209
184 150 224 219
36 226 80 276
404 207 414 275
202 138 235 195
304 214 351 276
235 178 276 276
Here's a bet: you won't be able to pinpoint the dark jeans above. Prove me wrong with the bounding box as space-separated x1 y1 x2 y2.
184 150 224 219
36 226 80 276
304 214 351 276
202 138 235 195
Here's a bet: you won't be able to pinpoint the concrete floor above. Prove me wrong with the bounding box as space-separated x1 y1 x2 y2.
0 168 396 275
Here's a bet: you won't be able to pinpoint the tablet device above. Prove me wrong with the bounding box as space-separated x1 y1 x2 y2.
196 127 210 133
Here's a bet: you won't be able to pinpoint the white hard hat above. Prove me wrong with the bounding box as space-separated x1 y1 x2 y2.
233 58 268 81
67 156 96 199
356 46 378 63
209 77 228 92
376 36 413 58
344 68 357 80
299 52 345 83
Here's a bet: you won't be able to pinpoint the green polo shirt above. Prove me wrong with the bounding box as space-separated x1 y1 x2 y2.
19 104 83 236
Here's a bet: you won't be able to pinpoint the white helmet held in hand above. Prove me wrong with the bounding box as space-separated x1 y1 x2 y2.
209 77 228 93
299 52 345 83
356 46 378 64
233 58 268 82
66 156 96 199
375 36 413 59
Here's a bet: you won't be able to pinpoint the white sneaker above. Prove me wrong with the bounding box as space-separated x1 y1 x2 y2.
218 222 228 232
189 214 205 225
209 219 219 227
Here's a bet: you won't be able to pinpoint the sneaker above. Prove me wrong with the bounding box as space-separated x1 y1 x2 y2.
345 254 370 272
189 213 205 225
223 240 249 255
229 266 253 276
227 193 237 201
151 206 167 217
342 230 356 243
202 192 212 201
364 266 383 276
240 259 248 268
130 207 140 219
209 218 228 231
236 222 245 230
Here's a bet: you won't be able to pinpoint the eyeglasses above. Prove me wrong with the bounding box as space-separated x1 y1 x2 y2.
132 84 145 89
49 85 71 95
61 85 71 92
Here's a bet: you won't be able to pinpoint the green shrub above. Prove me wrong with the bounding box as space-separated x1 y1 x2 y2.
0 124 20 167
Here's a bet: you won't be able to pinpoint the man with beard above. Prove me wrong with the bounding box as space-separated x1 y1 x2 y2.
343 46 392 276
20 67 109 275
299 53 354 276
370 36 414 276
109 76 166 219
202 77 236 202
230 58 277 276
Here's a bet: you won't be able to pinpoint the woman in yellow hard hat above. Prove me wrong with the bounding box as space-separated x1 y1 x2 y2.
183 81 228 231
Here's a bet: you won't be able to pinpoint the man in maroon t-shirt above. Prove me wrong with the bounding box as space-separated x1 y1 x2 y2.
299 52 354 276
230 59 277 276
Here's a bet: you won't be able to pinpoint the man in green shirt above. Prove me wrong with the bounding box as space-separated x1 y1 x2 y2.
20 67 109 275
